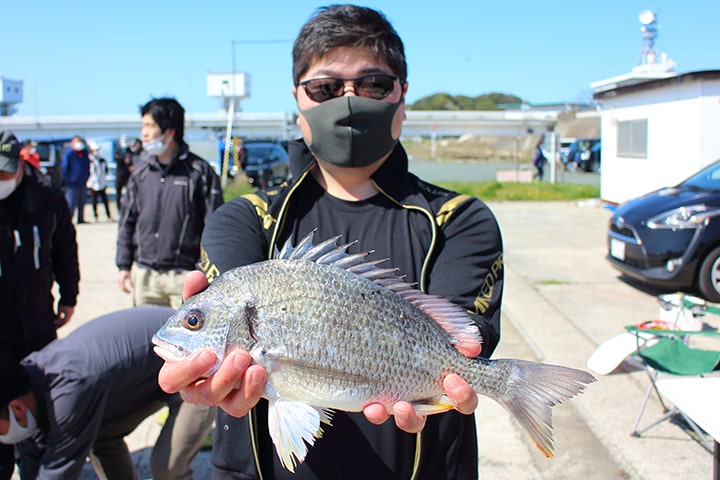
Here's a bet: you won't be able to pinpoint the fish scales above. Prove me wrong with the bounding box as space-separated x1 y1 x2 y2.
153 232 596 472
222 259 458 404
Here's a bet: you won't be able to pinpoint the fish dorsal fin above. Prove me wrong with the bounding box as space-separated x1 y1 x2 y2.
276 231 483 350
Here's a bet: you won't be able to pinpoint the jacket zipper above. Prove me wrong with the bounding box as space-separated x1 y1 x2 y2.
372 179 439 480
246 173 439 480
33 225 41 270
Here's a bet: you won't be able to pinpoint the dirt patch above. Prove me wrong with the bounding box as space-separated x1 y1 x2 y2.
402 135 542 162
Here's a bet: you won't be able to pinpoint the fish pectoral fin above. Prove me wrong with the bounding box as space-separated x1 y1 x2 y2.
267 398 333 473
411 395 457 415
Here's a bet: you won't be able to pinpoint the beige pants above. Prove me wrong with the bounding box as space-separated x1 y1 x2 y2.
124 265 216 479
150 402 217 480
131 266 187 309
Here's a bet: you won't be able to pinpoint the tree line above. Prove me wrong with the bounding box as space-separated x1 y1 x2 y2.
408 92 523 111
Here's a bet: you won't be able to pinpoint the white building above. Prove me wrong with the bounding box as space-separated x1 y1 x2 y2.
593 69 720 205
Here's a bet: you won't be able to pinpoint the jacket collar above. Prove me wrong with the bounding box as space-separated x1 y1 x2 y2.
287 138 411 201
147 142 190 169
16 165 52 214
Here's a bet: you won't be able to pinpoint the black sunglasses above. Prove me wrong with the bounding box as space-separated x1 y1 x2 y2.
299 73 401 103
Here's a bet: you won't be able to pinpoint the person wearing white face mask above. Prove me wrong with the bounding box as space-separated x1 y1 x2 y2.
116 97 224 310
0 307 206 479
0 131 80 480
61 136 91 224
115 97 223 467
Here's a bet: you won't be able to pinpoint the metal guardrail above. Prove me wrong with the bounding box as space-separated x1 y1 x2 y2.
0 109 566 140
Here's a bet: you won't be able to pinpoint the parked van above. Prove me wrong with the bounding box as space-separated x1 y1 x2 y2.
34 138 73 187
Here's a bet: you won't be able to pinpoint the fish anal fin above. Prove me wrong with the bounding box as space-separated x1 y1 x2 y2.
410 395 457 415
267 398 333 473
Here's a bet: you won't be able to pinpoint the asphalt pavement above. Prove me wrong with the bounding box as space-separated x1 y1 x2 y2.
14 197 718 479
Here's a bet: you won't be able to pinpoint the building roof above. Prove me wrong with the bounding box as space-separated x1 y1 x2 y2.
593 70 720 100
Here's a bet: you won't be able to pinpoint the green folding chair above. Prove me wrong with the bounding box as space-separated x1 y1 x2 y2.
626 325 720 452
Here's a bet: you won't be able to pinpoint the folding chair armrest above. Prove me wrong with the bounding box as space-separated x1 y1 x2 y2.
625 325 719 338
678 294 720 316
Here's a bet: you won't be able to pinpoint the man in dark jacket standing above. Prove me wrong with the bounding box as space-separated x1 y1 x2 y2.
0 130 80 480
61 136 91 224
116 97 224 309
115 97 223 466
115 138 141 212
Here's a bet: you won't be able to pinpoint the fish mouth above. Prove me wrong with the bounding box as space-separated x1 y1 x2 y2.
152 335 190 363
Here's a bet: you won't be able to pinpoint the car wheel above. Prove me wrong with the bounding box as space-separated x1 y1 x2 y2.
697 246 720 302
566 161 578 173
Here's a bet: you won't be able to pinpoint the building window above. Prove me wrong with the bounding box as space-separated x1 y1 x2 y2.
617 119 647 158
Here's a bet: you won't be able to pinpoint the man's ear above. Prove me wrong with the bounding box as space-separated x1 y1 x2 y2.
8 400 28 427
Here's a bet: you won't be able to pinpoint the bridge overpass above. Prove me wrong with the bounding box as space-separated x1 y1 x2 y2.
0 109 561 143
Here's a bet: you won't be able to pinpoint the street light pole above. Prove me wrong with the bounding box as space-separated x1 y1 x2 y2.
221 39 291 188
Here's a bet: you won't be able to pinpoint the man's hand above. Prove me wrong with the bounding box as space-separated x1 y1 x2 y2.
117 270 133 293
157 270 267 417
181 270 209 301
362 374 478 433
55 305 74 328
363 338 481 433
158 348 267 417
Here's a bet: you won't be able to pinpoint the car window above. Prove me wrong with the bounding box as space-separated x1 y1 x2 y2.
682 160 720 191
245 144 287 165
246 145 273 165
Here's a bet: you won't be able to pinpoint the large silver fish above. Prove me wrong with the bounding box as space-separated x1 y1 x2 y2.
153 232 595 472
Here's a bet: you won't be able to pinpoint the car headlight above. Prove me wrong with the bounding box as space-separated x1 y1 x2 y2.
647 205 716 229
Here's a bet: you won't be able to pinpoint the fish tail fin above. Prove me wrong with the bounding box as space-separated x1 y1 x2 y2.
484 359 596 458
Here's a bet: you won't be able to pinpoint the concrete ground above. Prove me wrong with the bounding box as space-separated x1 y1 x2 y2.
13 199 719 479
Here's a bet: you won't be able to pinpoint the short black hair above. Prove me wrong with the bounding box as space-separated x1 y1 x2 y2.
140 97 185 145
0 363 30 408
292 4 407 85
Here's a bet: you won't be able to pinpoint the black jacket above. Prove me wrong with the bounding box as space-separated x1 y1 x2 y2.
199 139 504 479
17 307 179 479
0 164 79 340
116 143 224 272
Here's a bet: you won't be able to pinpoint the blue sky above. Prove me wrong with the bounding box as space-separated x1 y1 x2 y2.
3 1 719 116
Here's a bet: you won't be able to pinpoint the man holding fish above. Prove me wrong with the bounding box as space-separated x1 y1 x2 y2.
154 5 588 480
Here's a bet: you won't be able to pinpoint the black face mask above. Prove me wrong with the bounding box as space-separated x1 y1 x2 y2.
300 96 402 168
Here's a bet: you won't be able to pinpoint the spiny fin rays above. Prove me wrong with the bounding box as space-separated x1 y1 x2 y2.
275 231 483 348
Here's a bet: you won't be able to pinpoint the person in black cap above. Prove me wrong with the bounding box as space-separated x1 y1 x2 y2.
0 307 211 479
0 130 80 479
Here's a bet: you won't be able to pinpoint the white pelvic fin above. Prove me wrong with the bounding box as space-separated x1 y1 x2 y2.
267 398 333 473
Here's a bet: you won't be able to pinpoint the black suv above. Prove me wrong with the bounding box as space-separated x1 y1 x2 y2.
607 158 720 301
34 138 73 187
233 139 290 187
565 138 600 173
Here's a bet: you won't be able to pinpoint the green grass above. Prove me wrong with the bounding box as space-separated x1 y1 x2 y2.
223 178 258 201
436 180 599 201
223 179 600 202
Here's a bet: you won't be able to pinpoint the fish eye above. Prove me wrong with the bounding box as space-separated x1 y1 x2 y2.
183 310 205 331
